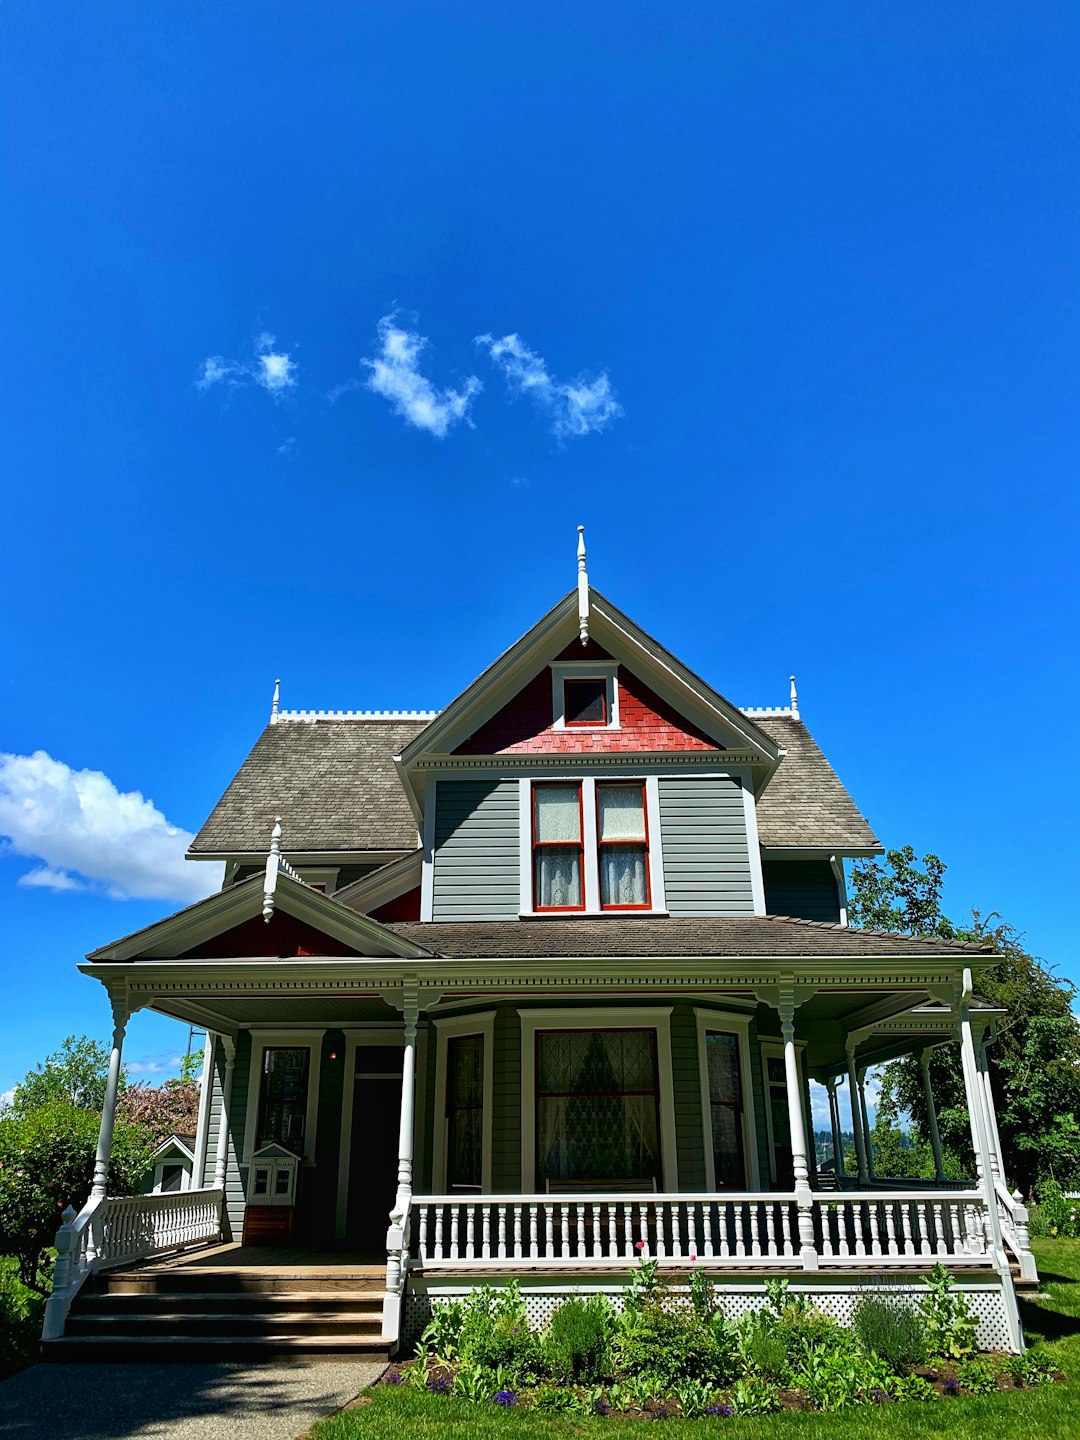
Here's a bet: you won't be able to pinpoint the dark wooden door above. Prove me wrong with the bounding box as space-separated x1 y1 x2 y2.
346 1047 403 1253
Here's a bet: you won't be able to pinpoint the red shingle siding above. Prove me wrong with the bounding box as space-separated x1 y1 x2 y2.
454 667 720 755
371 887 422 922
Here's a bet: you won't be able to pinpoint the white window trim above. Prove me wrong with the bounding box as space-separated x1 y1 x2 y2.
518 776 667 916
242 1029 326 1167
518 1006 678 1192
694 1007 761 1191
296 867 340 894
432 1011 495 1193
738 772 767 916
334 1024 421 1240
759 1037 809 1186
550 661 620 731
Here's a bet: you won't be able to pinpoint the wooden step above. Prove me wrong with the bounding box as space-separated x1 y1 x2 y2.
43 1333 390 1363
75 1289 381 1313
97 1272 385 1296
65 1310 383 1338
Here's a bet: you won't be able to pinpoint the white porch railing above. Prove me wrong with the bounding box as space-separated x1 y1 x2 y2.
43 1187 223 1340
406 1190 996 1271
994 1179 1038 1282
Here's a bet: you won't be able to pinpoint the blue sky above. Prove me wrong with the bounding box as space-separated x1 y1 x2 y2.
1 2 1077 1113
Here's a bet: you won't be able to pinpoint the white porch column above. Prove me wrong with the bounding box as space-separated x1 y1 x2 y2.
90 990 134 1201
384 988 421 1341
957 970 1024 1351
826 1078 843 1175
919 1046 947 1183
213 1036 237 1192
857 1067 875 1178
191 1035 215 1189
845 1042 869 1184
779 994 817 1269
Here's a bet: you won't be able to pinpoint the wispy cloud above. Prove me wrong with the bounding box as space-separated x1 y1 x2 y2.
476 332 622 439
198 333 297 397
351 314 481 438
0 751 223 904
0 1088 15 1110
128 1054 185 1076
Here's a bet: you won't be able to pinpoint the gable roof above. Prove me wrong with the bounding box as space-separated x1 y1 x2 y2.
188 717 427 857
752 716 880 852
87 871 435 962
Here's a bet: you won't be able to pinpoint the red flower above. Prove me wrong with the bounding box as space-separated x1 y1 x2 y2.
635 1240 645 1250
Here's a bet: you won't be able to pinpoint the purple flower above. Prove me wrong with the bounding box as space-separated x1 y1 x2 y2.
871 1388 889 1404
594 1400 610 1415
706 1403 734 1416
494 1390 517 1407
384 1372 405 1386
944 1379 959 1396
427 1376 451 1393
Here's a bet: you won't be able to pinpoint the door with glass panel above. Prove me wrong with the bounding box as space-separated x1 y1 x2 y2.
536 1029 661 1188
347 1046 403 1252
444 1033 484 1192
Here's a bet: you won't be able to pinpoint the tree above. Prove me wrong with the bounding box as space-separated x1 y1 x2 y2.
849 851 1080 1192
8 1036 120 1116
0 1100 151 1292
116 1078 201 1146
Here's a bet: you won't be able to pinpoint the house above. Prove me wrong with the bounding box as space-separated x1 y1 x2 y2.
42 531 1035 1358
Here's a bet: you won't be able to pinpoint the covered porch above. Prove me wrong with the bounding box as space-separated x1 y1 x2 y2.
48 937 1035 1354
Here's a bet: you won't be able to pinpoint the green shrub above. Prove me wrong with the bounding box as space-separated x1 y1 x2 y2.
736 1309 789 1383
0 1260 45 1381
919 1263 977 1359
1028 1179 1080 1240
888 1372 937 1402
957 1358 999 1394
1003 1349 1056 1387
545 1296 612 1383
732 1377 782 1414
853 1293 928 1371
615 1305 738 1390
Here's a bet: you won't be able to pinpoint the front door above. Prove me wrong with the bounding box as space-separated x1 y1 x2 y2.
346 1046 403 1253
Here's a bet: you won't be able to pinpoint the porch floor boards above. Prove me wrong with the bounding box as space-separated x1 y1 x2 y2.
131 1242 385 1279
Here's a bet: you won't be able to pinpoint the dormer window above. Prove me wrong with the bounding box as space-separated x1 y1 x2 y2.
564 677 607 727
550 661 619 731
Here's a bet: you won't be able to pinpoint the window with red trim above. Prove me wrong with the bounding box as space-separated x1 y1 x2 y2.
563 676 607 726
596 782 650 909
532 782 585 910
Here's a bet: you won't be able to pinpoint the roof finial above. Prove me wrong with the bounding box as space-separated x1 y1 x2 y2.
577 525 590 646
789 675 800 722
263 816 282 923
270 678 281 724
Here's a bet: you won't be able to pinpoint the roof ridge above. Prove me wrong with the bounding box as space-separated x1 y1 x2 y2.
274 709 439 722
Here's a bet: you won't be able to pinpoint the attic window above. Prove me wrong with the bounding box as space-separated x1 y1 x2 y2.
564 677 607 727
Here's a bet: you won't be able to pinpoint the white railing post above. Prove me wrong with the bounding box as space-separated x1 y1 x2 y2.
919 1047 946 1183
975 1036 1004 1184
213 1036 237 1194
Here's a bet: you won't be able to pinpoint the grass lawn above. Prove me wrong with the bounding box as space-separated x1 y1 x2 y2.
311 1240 1080 1440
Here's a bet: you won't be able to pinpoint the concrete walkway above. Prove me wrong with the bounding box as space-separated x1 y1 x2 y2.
0 1361 384 1440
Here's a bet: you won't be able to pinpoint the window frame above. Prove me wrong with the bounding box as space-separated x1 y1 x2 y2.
595 780 651 911
531 780 587 913
534 1026 662 1189
694 1008 760 1190
432 1012 495 1193
563 676 609 728
242 1029 325 1166
549 661 620 732
518 1007 678 1192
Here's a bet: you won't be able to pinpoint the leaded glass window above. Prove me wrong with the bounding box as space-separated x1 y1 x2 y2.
257 1047 309 1152
536 1029 660 1185
705 1032 746 1188
446 1033 484 1191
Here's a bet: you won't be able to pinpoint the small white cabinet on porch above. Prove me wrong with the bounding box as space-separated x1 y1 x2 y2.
243 1143 301 1244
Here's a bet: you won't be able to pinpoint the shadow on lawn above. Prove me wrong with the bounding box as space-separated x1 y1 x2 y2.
0 1361 371 1440
1020 1296 1080 1344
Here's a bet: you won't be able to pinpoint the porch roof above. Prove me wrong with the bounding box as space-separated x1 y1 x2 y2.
381 916 994 961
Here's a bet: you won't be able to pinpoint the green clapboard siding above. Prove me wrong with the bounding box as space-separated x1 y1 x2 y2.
670 1004 706 1189
492 1006 522 1191
658 776 754 914
432 779 520 920
762 858 841 923
204 1031 250 1240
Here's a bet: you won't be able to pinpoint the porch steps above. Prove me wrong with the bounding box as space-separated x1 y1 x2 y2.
43 1265 390 1362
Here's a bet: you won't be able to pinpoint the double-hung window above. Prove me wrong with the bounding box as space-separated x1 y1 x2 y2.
597 782 649 909
532 783 585 910
532 779 653 913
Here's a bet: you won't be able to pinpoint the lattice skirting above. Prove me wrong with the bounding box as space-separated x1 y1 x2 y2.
401 1274 1015 1353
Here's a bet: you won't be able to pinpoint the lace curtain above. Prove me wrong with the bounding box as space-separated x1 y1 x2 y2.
535 784 582 907
598 785 647 906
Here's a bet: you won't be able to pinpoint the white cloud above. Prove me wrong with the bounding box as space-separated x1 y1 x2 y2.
476 332 622 438
128 1054 184 1076
0 751 223 904
198 333 297 397
358 315 481 438
0 1087 15 1110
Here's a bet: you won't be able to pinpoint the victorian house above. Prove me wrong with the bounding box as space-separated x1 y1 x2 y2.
43 533 1035 1357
